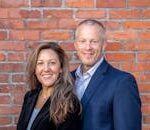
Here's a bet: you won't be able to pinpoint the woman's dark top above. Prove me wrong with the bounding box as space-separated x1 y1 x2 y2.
17 87 82 130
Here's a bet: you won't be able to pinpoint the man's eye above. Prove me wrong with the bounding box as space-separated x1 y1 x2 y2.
91 40 98 43
79 40 86 43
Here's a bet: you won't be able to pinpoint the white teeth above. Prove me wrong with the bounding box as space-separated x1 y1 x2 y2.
43 75 52 78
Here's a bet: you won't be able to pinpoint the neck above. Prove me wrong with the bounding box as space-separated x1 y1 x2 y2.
40 87 53 99
82 65 91 73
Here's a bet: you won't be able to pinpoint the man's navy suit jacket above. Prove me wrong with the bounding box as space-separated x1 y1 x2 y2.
72 59 141 130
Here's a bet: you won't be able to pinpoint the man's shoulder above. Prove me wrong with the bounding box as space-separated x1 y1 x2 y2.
107 63 135 80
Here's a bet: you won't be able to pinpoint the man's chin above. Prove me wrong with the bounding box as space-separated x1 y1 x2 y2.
82 61 94 67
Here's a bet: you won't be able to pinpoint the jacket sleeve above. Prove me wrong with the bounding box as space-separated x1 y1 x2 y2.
17 91 30 129
113 74 142 130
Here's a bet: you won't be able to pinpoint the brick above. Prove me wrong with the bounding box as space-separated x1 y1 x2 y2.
58 18 77 29
0 127 16 130
124 21 150 29
12 74 25 82
0 63 24 72
0 53 5 61
41 31 72 40
128 0 150 7
105 42 122 51
142 125 150 130
65 0 94 8
43 10 73 18
10 30 39 40
0 84 12 93
139 73 150 82
20 9 41 18
123 42 150 51
142 105 150 114
13 94 24 105
137 53 150 62
0 9 9 18
11 85 27 94
76 10 105 19
107 31 137 41
0 42 25 51
106 53 135 62
110 9 142 19
8 52 25 61
26 42 40 50
60 42 75 51
8 8 40 19
0 31 7 40
0 106 21 115
140 32 150 40
31 0 61 7
143 9 150 18
105 21 121 30
139 83 150 93
141 95 150 104
1 0 28 7
0 74 9 83
122 63 150 72
0 19 24 29
96 0 125 8
0 95 11 104
143 115 150 124
26 19 58 29
8 8 22 18
0 117 11 125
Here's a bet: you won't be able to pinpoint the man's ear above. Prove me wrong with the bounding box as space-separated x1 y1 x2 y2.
102 43 107 52
74 41 77 50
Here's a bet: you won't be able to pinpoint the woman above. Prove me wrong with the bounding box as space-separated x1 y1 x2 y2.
17 42 82 130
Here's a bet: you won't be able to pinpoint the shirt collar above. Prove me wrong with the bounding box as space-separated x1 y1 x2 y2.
75 57 104 78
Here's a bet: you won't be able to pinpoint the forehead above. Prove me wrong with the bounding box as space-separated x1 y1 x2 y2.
37 49 59 60
76 24 102 38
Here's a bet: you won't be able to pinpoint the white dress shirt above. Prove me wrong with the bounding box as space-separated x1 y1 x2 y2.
75 57 104 100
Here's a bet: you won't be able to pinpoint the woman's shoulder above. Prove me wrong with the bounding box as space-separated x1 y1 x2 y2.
24 88 40 99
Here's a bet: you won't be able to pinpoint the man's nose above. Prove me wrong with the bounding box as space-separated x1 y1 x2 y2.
85 41 92 49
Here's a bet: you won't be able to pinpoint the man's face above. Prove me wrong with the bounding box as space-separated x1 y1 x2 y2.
74 24 105 71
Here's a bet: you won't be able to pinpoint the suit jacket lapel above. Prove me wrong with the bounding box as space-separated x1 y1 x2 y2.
81 59 109 109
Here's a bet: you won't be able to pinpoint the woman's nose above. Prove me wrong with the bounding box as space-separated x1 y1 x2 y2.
43 63 50 71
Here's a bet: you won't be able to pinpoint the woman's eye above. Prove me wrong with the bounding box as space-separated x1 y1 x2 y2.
37 62 43 65
50 61 56 65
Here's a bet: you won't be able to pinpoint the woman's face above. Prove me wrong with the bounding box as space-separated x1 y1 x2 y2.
35 49 62 88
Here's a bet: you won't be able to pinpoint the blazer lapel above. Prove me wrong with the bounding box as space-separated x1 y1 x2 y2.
24 90 39 129
81 59 109 109
31 97 50 130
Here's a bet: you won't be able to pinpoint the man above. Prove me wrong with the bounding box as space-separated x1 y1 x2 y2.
72 19 141 130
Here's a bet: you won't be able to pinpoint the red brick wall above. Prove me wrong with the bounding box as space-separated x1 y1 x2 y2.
0 0 150 129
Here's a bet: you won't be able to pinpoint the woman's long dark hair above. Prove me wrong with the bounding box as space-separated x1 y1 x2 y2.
26 42 81 125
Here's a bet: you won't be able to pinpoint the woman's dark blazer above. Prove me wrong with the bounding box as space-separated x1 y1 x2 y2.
17 87 81 130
